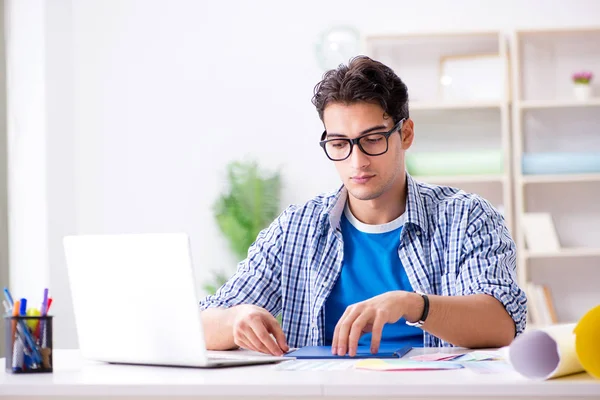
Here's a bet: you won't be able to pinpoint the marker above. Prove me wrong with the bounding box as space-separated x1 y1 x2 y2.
19 299 27 316
26 307 41 331
39 289 50 350
41 289 49 316
11 300 20 358
34 299 51 339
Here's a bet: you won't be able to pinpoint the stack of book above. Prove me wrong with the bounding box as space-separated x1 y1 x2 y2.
525 282 558 327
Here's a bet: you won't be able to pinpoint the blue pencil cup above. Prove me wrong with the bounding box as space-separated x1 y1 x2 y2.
4 316 53 373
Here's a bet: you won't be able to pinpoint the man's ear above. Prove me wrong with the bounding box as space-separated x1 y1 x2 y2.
401 118 415 150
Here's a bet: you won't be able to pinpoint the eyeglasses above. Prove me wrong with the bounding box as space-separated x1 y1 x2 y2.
319 119 405 161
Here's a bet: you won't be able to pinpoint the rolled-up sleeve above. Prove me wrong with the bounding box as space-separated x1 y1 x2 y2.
456 198 528 336
198 206 292 316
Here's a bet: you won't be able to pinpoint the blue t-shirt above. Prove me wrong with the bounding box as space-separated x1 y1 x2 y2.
324 204 423 347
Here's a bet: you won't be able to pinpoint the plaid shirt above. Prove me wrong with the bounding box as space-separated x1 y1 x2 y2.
199 174 527 348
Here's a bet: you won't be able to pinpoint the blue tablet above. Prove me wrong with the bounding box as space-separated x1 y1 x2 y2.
285 344 413 359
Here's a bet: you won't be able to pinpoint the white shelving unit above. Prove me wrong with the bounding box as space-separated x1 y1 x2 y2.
412 174 506 185
364 32 514 233
521 173 600 184
511 27 600 325
525 247 600 259
410 101 504 111
519 98 600 109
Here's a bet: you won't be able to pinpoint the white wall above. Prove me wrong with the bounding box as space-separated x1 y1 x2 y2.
7 0 600 348
0 0 10 357
6 0 49 301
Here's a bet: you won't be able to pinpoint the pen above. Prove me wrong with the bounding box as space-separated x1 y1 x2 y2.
17 299 34 370
3 287 49 368
11 300 24 370
10 299 42 365
40 289 49 348
3 287 14 308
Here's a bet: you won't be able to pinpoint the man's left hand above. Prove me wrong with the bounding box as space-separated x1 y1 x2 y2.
331 291 421 357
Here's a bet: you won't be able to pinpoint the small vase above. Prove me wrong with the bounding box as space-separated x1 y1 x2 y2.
573 83 592 101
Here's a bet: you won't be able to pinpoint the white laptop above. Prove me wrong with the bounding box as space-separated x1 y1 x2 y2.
63 232 288 368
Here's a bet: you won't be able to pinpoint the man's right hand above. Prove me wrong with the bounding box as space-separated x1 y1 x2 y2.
231 305 289 356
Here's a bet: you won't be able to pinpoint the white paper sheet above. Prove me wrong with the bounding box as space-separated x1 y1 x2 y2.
275 360 354 371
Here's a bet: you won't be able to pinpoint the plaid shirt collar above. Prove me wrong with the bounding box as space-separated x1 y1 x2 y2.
322 173 429 236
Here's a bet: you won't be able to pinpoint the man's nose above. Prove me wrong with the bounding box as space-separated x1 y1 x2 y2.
348 143 370 169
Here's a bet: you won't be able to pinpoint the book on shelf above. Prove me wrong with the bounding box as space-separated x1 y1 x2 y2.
525 282 559 327
522 213 561 252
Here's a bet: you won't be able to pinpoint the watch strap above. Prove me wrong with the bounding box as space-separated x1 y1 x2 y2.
406 291 429 328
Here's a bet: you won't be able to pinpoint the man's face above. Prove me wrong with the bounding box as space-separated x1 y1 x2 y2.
322 102 412 201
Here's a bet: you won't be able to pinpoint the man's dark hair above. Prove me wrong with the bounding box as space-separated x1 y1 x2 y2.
312 55 409 124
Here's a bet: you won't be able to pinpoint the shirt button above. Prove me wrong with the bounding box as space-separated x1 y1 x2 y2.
416 230 421 236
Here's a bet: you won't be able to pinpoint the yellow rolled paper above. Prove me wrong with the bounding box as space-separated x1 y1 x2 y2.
574 305 600 379
508 323 581 380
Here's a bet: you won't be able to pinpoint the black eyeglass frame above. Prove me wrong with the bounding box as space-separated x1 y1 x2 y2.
318 118 406 161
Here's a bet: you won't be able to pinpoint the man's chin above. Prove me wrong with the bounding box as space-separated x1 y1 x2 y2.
347 186 382 201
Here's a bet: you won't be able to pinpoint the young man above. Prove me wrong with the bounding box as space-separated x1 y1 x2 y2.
199 56 527 357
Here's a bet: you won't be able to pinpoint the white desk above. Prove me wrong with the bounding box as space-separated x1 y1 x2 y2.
0 349 598 399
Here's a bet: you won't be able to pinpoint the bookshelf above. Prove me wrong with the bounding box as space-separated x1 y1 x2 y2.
360 28 600 329
415 174 506 185
511 27 600 327
364 31 514 233
410 101 503 111
519 98 600 109
525 247 600 259
521 173 600 184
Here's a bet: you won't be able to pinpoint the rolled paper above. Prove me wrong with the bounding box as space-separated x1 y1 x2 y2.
574 305 600 379
508 323 581 380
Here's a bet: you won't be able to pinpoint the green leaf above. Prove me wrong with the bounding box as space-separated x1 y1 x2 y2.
207 160 282 292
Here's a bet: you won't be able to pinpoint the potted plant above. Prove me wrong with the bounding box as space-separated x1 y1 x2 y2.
203 160 282 295
572 71 593 101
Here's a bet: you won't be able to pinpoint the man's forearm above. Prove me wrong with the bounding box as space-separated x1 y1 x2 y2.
404 292 516 348
200 308 238 350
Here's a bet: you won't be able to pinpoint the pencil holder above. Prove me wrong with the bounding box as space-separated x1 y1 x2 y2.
4 316 53 373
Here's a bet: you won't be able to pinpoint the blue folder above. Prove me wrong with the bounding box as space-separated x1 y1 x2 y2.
284 343 413 359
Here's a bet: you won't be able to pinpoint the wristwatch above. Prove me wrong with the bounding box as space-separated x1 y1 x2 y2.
405 291 429 328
